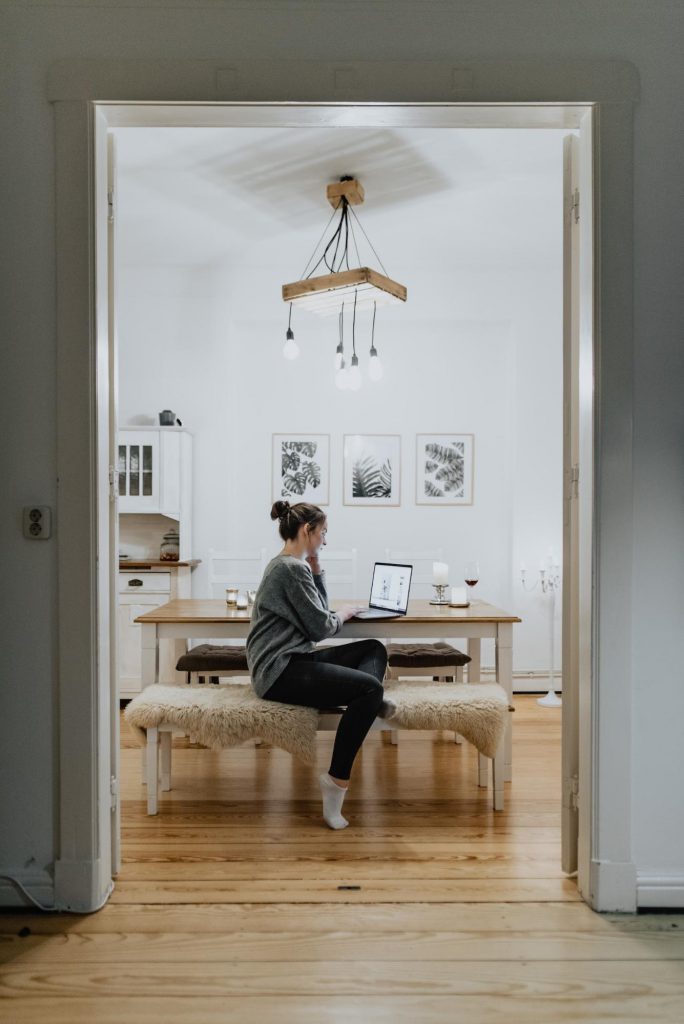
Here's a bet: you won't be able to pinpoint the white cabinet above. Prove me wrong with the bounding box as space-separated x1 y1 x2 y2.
118 428 191 520
117 426 194 696
118 569 189 697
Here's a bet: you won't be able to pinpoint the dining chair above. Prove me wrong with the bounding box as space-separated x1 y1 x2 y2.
176 547 268 684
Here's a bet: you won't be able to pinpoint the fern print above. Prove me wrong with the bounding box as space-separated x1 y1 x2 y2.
417 435 473 505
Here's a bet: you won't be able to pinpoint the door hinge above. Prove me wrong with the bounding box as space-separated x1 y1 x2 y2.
569 773 579 811
110 775 119 811
570 187 580 224
107 188 114 223
570 464 579 498
108 465 119 501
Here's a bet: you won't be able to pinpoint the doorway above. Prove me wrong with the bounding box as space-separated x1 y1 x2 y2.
54 98 599 911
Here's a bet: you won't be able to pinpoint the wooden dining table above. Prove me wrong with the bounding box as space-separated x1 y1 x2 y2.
136 598 521 781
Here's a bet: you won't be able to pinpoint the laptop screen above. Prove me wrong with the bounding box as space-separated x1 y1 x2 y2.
369 562 413 614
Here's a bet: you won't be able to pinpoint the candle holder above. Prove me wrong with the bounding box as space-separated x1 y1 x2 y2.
521 561 562 707
430 583 450 605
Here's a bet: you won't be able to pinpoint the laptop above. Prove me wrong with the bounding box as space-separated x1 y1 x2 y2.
353 562 413 619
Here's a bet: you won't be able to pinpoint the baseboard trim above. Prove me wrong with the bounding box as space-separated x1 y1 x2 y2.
637 874 684 909
0 868 55 910
54 856 113 913
589 859 638 912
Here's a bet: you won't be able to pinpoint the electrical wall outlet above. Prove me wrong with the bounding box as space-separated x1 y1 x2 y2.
23 506 52 539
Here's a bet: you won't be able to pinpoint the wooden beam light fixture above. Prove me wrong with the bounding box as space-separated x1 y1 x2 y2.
281 176 406 388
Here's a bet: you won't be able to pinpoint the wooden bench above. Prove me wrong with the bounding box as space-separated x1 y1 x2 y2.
126 681 511 815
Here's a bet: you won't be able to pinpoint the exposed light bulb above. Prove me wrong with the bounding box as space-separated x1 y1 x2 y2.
348 354 362 391
368 346 383 381
334 343 344 371
335 362 349 390
283 327 299 360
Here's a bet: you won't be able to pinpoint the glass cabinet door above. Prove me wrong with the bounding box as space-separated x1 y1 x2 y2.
118 431 160 511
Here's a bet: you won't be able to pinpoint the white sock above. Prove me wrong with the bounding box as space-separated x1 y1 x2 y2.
319 772 349 830
379 697 398 720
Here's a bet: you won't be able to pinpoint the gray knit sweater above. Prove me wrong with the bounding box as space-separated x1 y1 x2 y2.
246 554 343 697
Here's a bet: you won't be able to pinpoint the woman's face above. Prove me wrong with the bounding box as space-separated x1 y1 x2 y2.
303 519 327 555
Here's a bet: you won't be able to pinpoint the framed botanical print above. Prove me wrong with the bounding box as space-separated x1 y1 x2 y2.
272 434 330 505
415 434 474 505
343 434 401 506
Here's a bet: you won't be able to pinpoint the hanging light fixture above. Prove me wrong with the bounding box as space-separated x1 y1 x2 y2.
347 290 362 391
367 301 383 381
281 176 406 384
334 304 348 390
282 303 299 360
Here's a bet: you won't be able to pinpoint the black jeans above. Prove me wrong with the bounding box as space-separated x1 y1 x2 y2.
263 639 387 781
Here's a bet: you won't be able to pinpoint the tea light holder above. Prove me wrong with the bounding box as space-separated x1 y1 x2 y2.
225 586 239 607
430 583 450 606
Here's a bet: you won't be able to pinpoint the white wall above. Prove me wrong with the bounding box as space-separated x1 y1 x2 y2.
118 254 562 675
2 0 683 907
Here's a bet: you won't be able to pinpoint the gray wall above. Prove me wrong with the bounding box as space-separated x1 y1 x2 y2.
1 1 683 899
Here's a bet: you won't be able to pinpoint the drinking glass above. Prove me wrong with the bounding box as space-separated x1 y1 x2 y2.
464 561 480 603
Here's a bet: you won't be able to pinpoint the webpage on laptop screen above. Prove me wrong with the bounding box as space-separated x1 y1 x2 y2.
370 564 411 612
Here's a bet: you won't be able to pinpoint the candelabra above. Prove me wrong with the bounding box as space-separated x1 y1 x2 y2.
521 557 562 708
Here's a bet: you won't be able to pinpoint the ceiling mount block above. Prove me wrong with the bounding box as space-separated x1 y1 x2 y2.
326 177 365 208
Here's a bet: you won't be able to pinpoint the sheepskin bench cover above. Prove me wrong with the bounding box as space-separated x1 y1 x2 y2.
125 683 319 765
124 680 509 763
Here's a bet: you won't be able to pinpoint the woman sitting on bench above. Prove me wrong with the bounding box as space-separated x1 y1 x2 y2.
247 500 396 830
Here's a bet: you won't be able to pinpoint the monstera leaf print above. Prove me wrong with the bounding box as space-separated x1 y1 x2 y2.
280 440 322 497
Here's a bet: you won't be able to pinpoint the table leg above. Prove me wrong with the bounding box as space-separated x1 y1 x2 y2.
140 623 160 782
141 622 160 689
467 638 481 681
146 726 159 815
496 622 513 782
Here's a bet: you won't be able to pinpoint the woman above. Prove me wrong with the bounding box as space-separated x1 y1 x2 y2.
246 500 396 830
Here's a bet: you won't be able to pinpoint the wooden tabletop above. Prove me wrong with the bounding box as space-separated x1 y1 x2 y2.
135 598 521 624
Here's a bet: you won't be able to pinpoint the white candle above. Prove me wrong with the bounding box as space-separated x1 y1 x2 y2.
433 561 449 585
520 560 527 573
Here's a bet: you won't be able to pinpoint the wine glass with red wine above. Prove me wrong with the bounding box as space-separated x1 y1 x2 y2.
464 561 480 604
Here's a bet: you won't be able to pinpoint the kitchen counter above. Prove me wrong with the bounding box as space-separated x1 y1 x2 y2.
119 560 201 569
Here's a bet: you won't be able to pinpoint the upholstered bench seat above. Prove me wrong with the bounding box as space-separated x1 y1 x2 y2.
176 643 249 681
125 680 510 815
386 641 471 668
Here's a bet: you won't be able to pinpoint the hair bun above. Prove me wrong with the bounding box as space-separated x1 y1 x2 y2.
270 499 291 521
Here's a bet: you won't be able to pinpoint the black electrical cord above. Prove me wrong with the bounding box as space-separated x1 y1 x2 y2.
352 289 358 357
348 203 390 277
298 201 341 280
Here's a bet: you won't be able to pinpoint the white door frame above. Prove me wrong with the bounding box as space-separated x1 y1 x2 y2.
49 58 638 912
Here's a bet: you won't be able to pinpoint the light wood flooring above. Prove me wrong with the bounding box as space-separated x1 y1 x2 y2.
2 697 684 1022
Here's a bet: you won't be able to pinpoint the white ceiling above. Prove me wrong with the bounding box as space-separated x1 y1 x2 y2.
114 126 573 271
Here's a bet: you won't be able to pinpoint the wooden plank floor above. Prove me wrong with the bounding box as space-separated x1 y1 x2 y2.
2 696 684 1022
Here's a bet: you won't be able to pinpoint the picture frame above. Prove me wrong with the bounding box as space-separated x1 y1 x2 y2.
272 434 330 505
343 434 401 506
415 433 474 505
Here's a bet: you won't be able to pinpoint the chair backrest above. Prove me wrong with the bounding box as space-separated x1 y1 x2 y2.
384 546 444 600
319 547 358 599
208 548 268 598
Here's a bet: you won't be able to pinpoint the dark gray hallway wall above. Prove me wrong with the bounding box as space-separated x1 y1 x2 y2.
1 1 682 897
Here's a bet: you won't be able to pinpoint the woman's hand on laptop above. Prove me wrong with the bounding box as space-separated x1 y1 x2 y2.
337 604 367 622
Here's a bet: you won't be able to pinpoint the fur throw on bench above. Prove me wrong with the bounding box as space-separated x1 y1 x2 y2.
124 680 508 764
